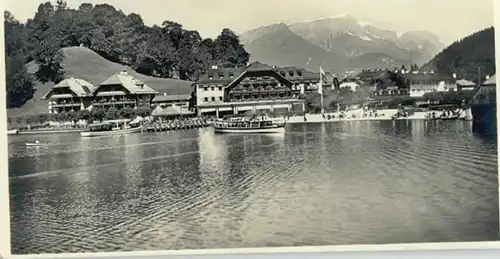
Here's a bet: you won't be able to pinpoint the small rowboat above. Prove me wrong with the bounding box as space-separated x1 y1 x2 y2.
25 141 48 147
7 129 18 135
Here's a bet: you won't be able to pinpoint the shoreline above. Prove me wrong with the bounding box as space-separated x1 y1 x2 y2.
11 129 83 135
284 109 471 124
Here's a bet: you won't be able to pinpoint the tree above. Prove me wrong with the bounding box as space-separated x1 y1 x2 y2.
104 107 118 120
136 106 152 117
422 27 495 81
91 107 105 122
78 109 91 122
4 11 35 108
118 107 136 119
5 2 253 109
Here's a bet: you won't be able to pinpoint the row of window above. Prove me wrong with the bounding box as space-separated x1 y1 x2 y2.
203 96 224 102
201 86 223 91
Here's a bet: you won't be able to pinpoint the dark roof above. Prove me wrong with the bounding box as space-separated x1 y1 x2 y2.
196 62 322 85
399 72 455 82
197 67 246 84
152 94 191 102
273 67 320 82
355 69 390 82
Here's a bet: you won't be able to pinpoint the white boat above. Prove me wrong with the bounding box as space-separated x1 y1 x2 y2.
25 141 47 147
213 117 286 134
7 129 18 135
80 119 143 137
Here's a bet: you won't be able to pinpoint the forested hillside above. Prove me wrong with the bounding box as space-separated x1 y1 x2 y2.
4 0 250 109
422 27 495 82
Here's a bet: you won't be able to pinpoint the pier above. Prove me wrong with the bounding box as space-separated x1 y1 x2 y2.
143 118 210 132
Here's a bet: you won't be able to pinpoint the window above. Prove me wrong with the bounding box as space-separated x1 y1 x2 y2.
219 96 223 101
203 87 208 91
211 86 215 91
211 97 215 102
204 97 208 102
218 86 222 91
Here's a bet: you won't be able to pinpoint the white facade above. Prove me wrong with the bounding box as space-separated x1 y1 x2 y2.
409 80 457 97
196 83 225 106
339 81 359 92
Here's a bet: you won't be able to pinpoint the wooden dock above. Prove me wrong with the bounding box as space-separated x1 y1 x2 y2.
144 119 211 132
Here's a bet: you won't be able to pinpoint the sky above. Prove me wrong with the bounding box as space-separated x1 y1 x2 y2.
2 0 495 45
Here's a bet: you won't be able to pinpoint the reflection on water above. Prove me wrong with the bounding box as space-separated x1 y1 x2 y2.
8 120 499 254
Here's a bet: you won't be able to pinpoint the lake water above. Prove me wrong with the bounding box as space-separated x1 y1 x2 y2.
8 120 499 254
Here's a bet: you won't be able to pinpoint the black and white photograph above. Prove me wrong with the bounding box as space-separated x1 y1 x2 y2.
2 0 499 256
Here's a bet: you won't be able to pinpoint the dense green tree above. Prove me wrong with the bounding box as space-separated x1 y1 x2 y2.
104 107 118 120
422 27 495 83
136 106 152 117
78 109 92 122
4 11 35 108
6 1 251 109
118 107 136 119
91 107 105 122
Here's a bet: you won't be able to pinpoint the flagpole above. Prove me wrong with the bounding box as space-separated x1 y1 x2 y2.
320 66 324 114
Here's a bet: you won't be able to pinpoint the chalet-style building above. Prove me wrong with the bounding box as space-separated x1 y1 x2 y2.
151 93 191 108
41 77 96 114
90 70 158 110
355 69 409 97
194 62 308 117
273 66 329 93
400 70 456 97
338 77 364 92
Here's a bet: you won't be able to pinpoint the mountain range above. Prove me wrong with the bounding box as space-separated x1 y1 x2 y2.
240 14 445 73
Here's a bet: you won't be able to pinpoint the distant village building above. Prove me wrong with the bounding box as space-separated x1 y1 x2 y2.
338 77 364 92
90 70 158 110
456 79 476 91
400 70 456 97
193 62 313 117
355 69 409 97
41 77 96 114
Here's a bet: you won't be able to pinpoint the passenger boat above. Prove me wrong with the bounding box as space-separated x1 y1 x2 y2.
212 117 286 134
80 119 142 137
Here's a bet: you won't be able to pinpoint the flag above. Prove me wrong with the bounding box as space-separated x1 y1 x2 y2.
318 66 326 94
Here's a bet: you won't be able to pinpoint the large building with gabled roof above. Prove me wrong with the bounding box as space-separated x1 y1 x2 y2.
41 77 97 114
194 62 316 117
90 70 158 110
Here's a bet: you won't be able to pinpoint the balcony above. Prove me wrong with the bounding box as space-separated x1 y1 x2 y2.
51 102 82 107
92 99 136 106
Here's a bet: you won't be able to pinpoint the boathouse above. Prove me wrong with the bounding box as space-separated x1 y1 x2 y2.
151 104 195 119
41 77 97 114
151 93 191 108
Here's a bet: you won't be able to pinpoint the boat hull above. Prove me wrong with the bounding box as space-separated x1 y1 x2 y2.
80 126 143 137
25 143 45 147
7 129 18 135
213 126 285 134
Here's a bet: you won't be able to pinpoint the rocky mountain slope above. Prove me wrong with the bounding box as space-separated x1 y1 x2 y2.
241 14 444 73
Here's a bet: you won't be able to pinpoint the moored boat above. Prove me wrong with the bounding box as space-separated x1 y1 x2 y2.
25 140 48 147
213 117 285 134
80 119 142 137
7 129 19 135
